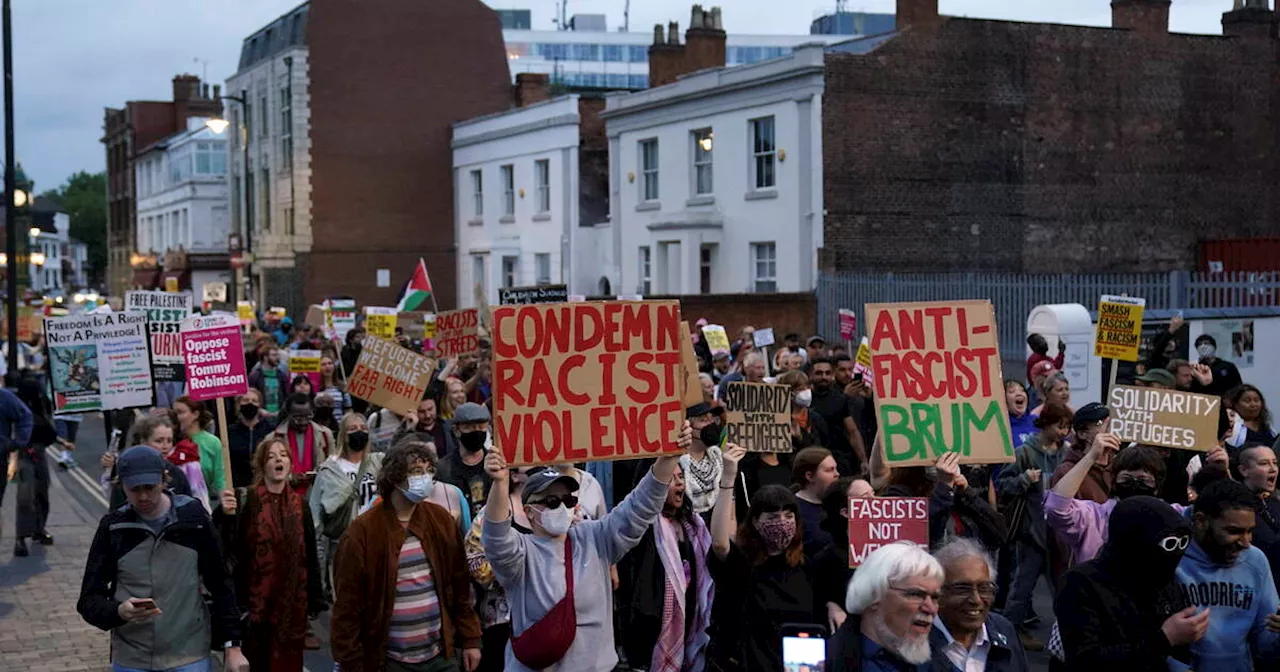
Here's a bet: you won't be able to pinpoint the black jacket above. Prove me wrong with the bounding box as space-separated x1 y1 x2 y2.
226 416 278 488
108 464 192 511
828 613 926 672
929 612 1029 672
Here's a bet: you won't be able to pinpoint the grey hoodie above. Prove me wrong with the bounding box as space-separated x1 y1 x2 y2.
309 452 385 538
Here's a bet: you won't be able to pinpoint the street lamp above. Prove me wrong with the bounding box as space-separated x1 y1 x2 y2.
205 94 251 308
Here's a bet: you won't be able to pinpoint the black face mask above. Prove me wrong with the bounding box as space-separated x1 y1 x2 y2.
699 424 723 447
459 430 487 453
1113 481 1158 500
238 404 259 421
347 430 369 451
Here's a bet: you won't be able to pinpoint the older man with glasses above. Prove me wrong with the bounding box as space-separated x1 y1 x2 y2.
930 538 1029 671
829 541 944 672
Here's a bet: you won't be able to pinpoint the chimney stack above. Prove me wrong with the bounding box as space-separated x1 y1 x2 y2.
1111 0 1171 37
1222 0 1276 39
684 4 727 77
514 72 550 107
172 74 200 102
897 0 940 31
667 21 680 44
213 84 221 99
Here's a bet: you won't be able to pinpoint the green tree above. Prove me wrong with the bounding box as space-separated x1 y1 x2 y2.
39 170 107 287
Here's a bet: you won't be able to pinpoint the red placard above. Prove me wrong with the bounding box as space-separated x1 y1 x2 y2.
847 497 930 567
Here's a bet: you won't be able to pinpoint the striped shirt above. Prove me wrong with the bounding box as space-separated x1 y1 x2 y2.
387 532 444 664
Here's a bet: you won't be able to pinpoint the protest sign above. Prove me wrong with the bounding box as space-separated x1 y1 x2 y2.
347 336 436 416
164 277 179 293
126 290 193 382
181 313 249 402
753 328 775 348
847 497 930 567
435 308 480 358
702 324 730 356
325 298 357 342
202 282 227 303
287 348 322 390
839 308 858 341
722 382 792 453
492 300 685 466
396 311 437 341
1107 385 1220 451
45 311 153 413
268 306 287 319
1095 295 1145 362
236 301 255 326
680 322 703 408
364 307 397 339
499 284 569 306
853 336 874 385
867 300 1013 466
304 304 326 328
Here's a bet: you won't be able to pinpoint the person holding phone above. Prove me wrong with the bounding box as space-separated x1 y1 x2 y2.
78 446 248 672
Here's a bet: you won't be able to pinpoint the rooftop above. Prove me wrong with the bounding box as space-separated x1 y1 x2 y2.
237 1 309 73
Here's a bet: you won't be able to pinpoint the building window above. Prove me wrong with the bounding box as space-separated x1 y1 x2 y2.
700 244 714 294
535 253 551 285
535 159 551 213
284 206 295 236
501 255 519 288
280 81 293 170
471 169 484 217
639 139 659 201
692 129 713 195
751 242 777 292
169 145 192 183
750 116 777 190
472 255 487 297
628 45 647 62
195 141 227 175
603 44 624 62
501 164 515 216
261 168 270 231
638 246 651 295
259 94 269 138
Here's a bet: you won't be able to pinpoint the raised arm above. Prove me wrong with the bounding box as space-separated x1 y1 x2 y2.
711 445 747 560
1052 433 1118 499
596 421 692 563
480 451 526 585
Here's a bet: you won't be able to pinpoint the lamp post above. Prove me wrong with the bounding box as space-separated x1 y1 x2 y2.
205 94 251 309
4 0 15 373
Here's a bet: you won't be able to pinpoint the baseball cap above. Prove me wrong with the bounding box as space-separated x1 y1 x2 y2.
686 402 725 419
1074 402 1110 426
117 446 167 489
454 402 491 424
807 335 826 346
1031 360 1057 379
712 351 731 362
1136 368 1176 387
523 469 580 502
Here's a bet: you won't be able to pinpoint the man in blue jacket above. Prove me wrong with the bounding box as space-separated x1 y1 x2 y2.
1176 478 1280 671
0 375 33 520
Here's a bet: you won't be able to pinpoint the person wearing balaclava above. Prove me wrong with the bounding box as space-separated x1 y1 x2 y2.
1054 495 1203 670
436 401 493 517
1194 334 1243 398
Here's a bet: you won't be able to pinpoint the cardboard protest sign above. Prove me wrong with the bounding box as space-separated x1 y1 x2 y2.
181 313 249 402
202 282 227 303
499 284 569 306
304 304 326 328
867 300 1013 466
702 324 730 355
126 290 193 382
753 328 775 348
325 298 357 342
1095 295 1145 362
364 307 397 339
491 300 685 466
347 336 436 416
722 382 792 453
680 322 704 408
45 311 153 413
396 311 436 340
847 497 930 567
854 336 874 385
1107 385 1220 451
435 308 480 358
839 309 858 341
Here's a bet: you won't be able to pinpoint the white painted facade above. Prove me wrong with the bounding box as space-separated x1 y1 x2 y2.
27 211 74 294
453 96 596 307
602 45 826 296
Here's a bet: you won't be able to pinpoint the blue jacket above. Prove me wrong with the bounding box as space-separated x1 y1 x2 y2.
1174 540 1280 671
0 387 32 452
1008 412 1038 452
930 611 1030 672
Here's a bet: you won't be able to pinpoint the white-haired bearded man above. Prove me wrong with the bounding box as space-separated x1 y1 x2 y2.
828 541 942 671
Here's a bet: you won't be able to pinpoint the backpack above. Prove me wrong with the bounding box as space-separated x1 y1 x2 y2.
321 455 372 539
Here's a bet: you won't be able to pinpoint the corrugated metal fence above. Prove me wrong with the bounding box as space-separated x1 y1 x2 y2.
817 271 1280 357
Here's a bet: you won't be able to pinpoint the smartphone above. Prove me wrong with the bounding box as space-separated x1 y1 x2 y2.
133 598 157 611
853 373 864 383
782 623 828 671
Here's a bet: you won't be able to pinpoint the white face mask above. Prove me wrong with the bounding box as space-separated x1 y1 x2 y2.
536 504 573 536
401 474 433 503
1197 343 1216 359
794 389 812 408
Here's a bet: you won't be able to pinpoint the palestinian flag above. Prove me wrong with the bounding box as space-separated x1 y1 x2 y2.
396 258 435 312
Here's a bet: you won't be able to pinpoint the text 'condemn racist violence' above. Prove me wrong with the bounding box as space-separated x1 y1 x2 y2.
492 300 685 466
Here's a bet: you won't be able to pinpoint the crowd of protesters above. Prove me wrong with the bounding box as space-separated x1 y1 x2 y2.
0 305 1276 672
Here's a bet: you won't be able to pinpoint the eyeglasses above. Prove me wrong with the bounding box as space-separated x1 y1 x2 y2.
1116 475 1157 488
943 582 997 600
529 494 579 510
889 585 942 605
1158 535 1190 552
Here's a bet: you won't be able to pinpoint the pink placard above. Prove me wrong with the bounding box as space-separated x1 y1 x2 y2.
847 497 929 567
838 308 858 341
181 313 249 402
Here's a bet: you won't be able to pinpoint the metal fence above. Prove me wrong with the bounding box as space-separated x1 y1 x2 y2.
817 271 1280 358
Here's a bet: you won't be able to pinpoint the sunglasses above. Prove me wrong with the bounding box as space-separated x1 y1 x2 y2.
529 494 579 510
1159 535 1190 552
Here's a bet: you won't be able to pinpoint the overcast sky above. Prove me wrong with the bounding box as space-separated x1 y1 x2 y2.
15 0 1237 191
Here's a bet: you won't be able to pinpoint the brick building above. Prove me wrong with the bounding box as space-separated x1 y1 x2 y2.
821 0 1280 276
102 75 222 298
305 0 512 310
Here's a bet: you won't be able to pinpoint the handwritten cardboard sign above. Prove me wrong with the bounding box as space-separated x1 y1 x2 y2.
499 284 569 306
492 300 685 466
847 497 930 567
1095 295 1145 362
702 324 730 356
722 382 792 453
839 308 858 341
126 290 193 382
435 308 480 358
1107 385 1221 451
397 311 436 341
347 336 436 416
304 304 326 329
45 311 153 413
364 306 397 339
868 300 1013 466
181 313 249 402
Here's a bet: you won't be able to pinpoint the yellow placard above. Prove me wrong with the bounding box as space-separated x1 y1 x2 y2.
289 349 321 374
365 307 397 339
237 301 255 325
1094 295 1145 362
164 277 179 293
702 324 731 355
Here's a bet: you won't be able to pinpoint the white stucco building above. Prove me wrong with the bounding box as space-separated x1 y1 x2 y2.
26 199 83 296
600 44 826 296
452 94 612 306
133 116 233 301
